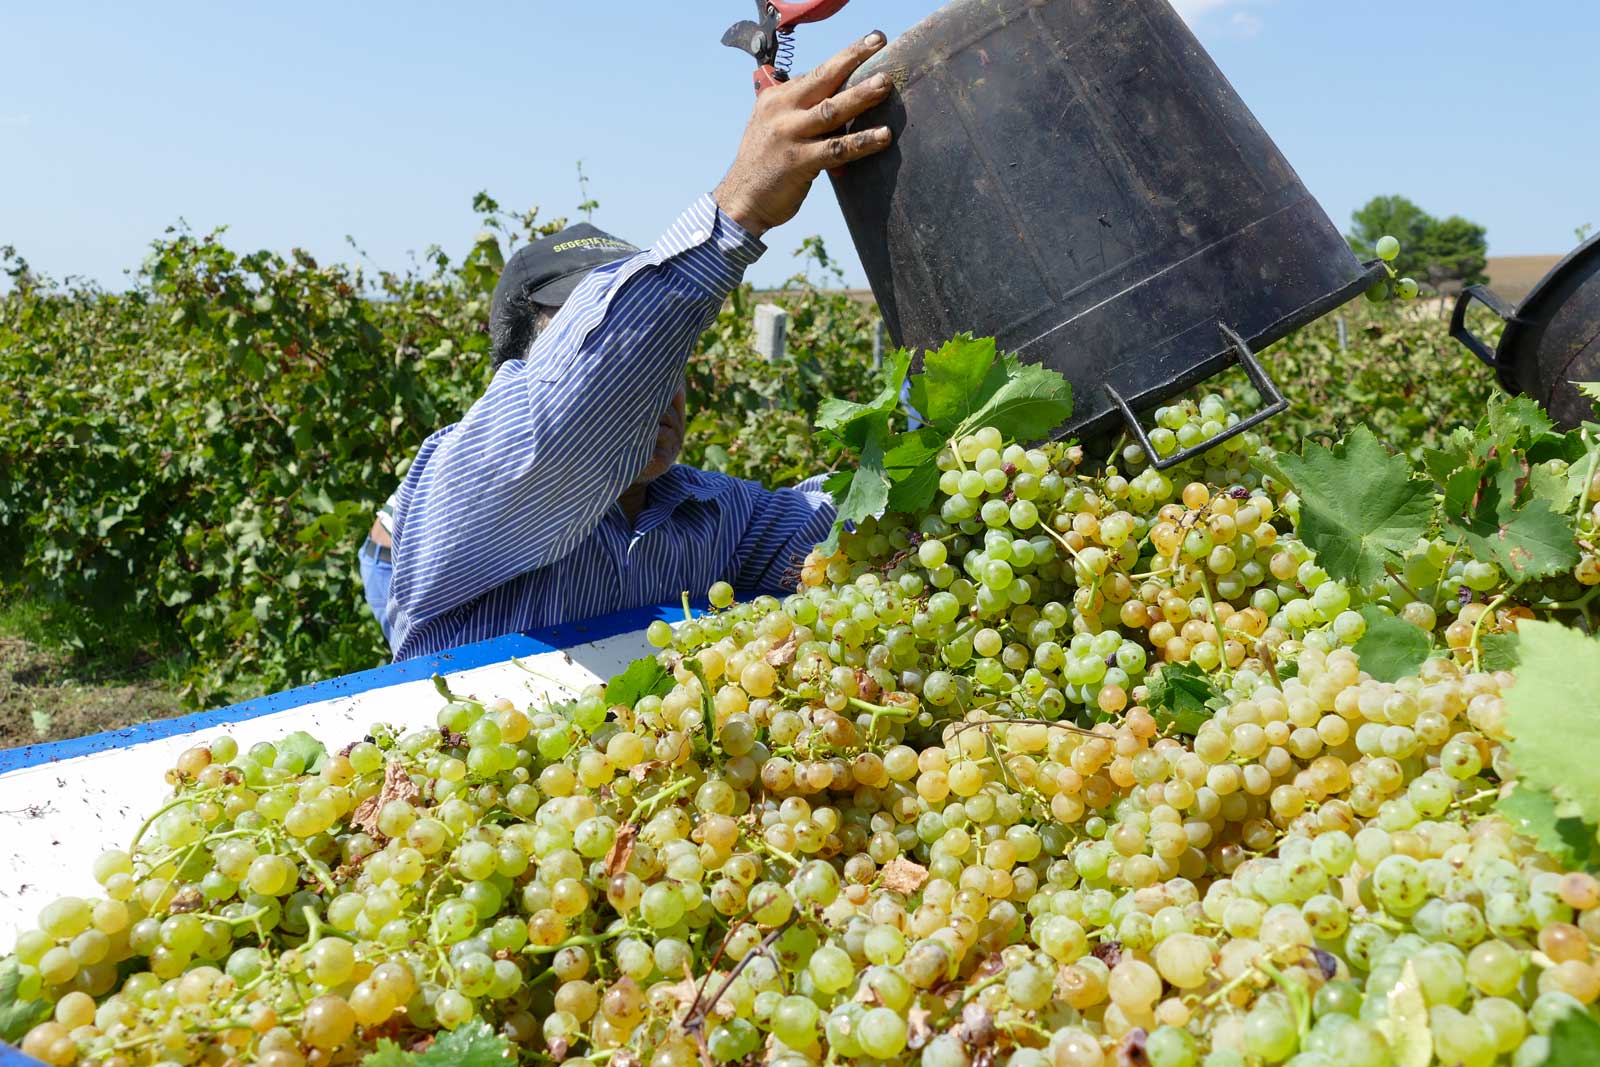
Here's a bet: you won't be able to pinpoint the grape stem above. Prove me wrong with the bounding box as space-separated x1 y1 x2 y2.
523 930 622 955
1467 586 1519 672
1383 564 1423 603
681 914 798 1036
1196 943 1313 1009
1429 539 1463 613
1196 570 1230 678
128 791 219 853
287 840 339 896
1573 430 1598 529
511 655 580 694
632 775 695 820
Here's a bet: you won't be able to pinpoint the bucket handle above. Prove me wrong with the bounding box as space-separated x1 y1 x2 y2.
1104 323 1289 472
1449 285 1515 369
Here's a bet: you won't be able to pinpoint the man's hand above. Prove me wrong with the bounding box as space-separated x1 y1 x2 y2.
714 32 895 237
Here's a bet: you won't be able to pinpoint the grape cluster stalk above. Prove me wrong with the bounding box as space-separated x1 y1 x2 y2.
8 395 1600 1067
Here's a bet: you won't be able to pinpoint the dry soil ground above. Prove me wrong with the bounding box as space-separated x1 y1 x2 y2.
0 633 185 750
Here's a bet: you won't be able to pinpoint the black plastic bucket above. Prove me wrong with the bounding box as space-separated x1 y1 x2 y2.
830 0 1385 466
1450 235 1600 430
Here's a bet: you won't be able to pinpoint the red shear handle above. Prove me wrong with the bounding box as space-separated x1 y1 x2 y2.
753 66 785 94
770 0 849 30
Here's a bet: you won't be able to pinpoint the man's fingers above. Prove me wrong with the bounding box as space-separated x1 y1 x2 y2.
797 72 892 137
796 31 887 106
812 126 894 170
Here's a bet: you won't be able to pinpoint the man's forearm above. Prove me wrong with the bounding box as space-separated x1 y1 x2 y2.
387 196 765 631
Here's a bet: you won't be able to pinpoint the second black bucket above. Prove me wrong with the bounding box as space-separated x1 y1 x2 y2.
831 0 1385 464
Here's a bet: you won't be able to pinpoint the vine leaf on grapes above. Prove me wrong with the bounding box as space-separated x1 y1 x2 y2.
908 335 1000 431
1351 606 1432 683
1529 457 1581 514
815 348 912 451
278 730 328 775
1548 1000 1600 1064
1579 382 1600 402
1272 426 1433 588
819 421 891 554
1495 784 1600 872
605 656 673 707
1486 394 1556 452
1381 960 1432 1067
956 354 1073 441
1441 460 1579 580
1144 663 1222 735
358 1042 414 1067
358 1022 513 1067
1478 632 1520 672
904 335 1074 440
883 428 947 513
817 339 1070 551
1421 426 1477 486
0 957 49 1043
1503 621 1600 826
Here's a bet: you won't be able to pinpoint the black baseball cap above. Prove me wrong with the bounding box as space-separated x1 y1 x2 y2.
491 223 641 320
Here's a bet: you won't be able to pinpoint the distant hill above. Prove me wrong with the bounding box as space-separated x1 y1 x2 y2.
1485 255 1564 303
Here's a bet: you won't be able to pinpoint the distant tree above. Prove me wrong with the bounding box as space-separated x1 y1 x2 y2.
1348 195 1435 277
1347 195 1489 291
1579 222 1596 243
1417 216 1489 287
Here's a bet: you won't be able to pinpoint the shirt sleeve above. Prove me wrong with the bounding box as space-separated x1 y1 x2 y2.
385 195 766 646
731 477 838 595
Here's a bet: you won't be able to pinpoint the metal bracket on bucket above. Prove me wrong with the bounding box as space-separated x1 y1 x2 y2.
1104 323 1289 471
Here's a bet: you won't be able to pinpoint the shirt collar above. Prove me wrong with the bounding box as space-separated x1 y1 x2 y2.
622 465 730 534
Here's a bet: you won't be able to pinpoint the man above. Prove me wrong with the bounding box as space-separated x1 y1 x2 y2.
357 223 646 646
378 33 896 661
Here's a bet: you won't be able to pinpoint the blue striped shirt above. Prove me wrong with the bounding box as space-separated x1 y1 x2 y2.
384 195 837 661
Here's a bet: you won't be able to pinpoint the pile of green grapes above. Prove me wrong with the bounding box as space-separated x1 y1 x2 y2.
7 397 1598 1067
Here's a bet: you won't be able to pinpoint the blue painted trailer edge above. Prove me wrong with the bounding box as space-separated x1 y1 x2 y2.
1 1042 37 1065
0 603 698 776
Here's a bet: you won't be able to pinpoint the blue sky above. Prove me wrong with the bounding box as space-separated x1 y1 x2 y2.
1 1 1596 291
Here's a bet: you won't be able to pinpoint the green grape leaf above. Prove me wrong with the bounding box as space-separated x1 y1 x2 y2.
1421 427 1477 485
1441 465 1481 519
1443 473 1580 580
1352 606 1432 683
0 957 49 1042
909 339 1073 441
1145 663 1221 736
820 422 890 555
816 349 912 450
414 1021 515 1066
1486 394 1556 452
278 730 328 775
604 655 672 708
1578 382 1600 401
1530 458 1581 514
909 334 1000 432
1503 621 1600 826
1274 426 1434 587
1479 632 1521 672
359 1040 416 1067
1381 960 1432 1067
960 354 1073 441
1546 1000 1600 1065
1496 784 1600 872
883 428 946 514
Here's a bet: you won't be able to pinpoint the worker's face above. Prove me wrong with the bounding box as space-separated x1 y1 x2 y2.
635 387 687 485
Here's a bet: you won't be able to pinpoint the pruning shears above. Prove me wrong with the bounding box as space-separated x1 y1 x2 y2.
721 0 852 95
